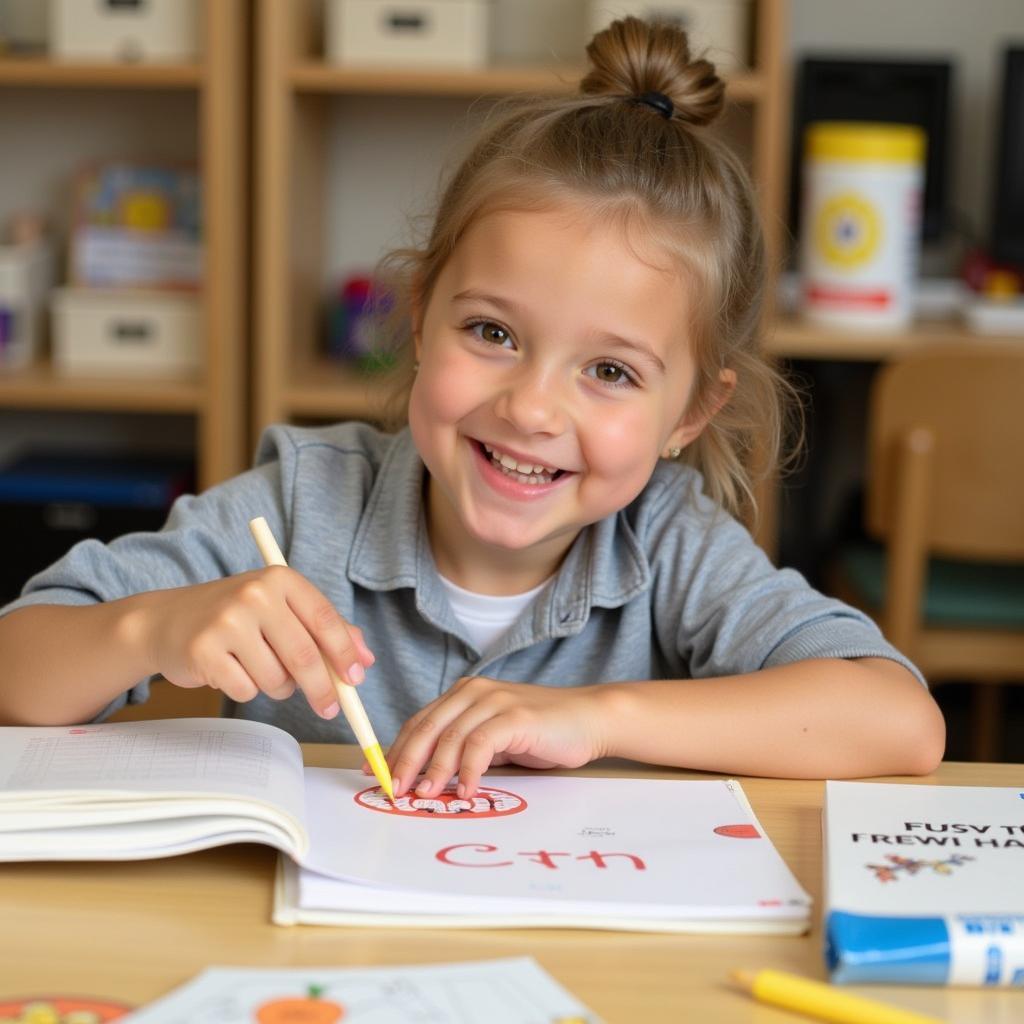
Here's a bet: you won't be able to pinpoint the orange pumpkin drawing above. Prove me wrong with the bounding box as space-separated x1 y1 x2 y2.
254 985 344 1024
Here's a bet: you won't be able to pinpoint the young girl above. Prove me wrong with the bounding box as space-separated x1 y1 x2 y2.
0 19 944 798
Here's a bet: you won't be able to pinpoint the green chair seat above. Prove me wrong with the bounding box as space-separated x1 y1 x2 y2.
838 542 1024 629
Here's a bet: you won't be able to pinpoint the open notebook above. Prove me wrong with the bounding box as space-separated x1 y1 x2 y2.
0 717 810 933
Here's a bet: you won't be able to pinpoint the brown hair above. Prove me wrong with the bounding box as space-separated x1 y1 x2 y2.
374 17 797 524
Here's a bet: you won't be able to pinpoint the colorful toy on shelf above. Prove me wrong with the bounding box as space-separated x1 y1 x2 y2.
69 162 202 290
960 245 1024 297
325 273 395 373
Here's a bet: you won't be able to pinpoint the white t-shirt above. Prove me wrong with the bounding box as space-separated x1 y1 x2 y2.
438 573 552 653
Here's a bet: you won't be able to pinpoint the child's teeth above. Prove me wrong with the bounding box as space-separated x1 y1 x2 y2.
488 448 548 474
481 442 558 480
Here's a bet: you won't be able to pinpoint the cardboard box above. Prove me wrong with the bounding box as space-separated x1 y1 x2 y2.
52 288 201 377
50 0 200 63
325 0 490 69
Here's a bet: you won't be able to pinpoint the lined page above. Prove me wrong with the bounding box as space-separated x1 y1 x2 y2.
0 718 305 820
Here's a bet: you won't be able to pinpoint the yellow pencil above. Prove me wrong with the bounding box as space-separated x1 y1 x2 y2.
248 516 395 805
730 969 947 1024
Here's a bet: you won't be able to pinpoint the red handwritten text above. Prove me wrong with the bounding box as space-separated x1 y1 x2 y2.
435 844 647 870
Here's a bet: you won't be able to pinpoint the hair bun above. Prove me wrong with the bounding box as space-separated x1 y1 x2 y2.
580 16 726 128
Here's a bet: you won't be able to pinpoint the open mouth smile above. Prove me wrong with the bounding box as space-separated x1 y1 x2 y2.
470 438 573 493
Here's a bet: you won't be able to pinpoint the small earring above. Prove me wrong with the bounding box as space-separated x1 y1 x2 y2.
666 447 682 459
413 360 420 372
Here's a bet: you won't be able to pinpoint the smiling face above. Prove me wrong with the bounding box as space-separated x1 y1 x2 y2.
407 201 717 593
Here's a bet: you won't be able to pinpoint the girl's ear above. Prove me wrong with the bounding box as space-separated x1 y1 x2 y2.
664 368 736 454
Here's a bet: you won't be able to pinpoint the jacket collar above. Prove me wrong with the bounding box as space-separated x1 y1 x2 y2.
347 429 652 650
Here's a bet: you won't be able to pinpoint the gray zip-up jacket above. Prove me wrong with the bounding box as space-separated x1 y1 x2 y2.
0 422 923 742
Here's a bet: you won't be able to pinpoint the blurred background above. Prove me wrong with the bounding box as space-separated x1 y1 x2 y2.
0 0 1021 758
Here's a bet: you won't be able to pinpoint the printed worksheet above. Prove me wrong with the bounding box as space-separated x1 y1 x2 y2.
121 958 600 1023
299 769 808 914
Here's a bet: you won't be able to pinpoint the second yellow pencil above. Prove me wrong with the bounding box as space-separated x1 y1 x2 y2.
730 968 946 1024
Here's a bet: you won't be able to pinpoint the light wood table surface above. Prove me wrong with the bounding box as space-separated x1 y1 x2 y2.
2 749 1022 1022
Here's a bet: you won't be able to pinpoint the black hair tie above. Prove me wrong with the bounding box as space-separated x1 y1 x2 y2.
632 90 674 120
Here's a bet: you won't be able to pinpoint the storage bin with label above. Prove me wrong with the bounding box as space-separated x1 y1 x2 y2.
51 288 201 377
325 0 490 69
49 0 200 62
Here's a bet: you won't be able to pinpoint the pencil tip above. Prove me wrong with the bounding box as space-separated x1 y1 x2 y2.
730 970 755 992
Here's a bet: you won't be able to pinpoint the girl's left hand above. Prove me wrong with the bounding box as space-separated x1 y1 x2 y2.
382 676 612 800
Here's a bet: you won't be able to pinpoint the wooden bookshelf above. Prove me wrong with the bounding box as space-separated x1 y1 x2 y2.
0 2 247 489
0 362 202 413
290 62 765 101
767 313 1023 361
254 0 792 432
0 56 201 88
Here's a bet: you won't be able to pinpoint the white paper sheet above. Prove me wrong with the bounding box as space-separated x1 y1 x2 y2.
299 769 810 917
121 958 601 1023
0 718 305 811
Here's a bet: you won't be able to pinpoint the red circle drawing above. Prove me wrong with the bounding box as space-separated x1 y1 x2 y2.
354 784 527 818
713 823 761 839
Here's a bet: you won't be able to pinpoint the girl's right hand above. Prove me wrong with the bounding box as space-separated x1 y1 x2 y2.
143 566 374 718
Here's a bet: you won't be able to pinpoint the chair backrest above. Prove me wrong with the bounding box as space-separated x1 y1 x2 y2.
867 343 1024 561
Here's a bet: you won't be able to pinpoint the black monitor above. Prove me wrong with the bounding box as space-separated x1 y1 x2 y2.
991 46 1024 270
789 57 953 245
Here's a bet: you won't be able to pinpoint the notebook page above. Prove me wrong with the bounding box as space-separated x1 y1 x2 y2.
299 768 811 915
0 718 306 825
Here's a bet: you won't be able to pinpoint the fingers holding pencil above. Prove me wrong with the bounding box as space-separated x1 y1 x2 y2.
248 517 396 804
247 516 375 692
144 563 366 721
268 573 376 689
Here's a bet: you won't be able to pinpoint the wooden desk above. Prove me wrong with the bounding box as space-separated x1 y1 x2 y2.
3 751 1022 1022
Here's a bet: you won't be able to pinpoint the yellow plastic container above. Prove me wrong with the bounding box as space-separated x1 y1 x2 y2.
800 122 926 330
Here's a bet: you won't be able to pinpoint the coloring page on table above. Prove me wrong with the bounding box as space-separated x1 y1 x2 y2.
300 769 804 907
121 959 599 1024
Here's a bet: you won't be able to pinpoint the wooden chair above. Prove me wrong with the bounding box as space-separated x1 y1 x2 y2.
834 344 1024 761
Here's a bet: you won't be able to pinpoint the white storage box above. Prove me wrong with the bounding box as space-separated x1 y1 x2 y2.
587 1 750 71
0 240 55 370
52 288 201 377
49 0 201 63
325 0 490 69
